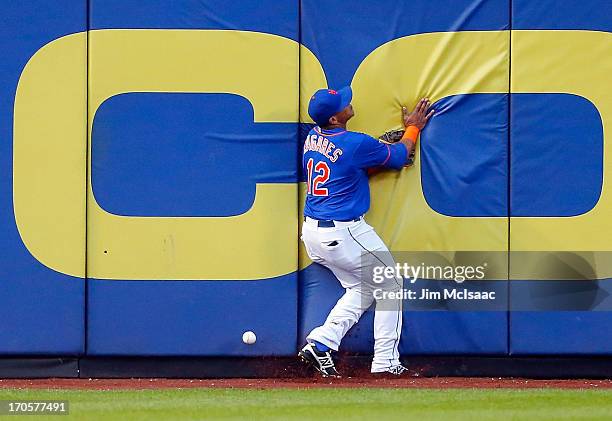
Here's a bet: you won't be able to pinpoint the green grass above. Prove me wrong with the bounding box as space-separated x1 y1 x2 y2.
1 388 611 421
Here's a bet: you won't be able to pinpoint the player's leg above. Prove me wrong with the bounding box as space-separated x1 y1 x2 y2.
370 288 403 373
344 220 405 373
299 222 374 376
301 223 374 351
306 286 373 351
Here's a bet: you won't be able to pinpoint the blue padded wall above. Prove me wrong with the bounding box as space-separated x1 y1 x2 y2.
299 0 510 355
421 94 508 217
2 0 611 359
510 94 602 218
86 0 299 356
509 0 612 354
0 1 86 355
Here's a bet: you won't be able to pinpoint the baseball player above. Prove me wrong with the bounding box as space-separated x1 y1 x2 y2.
298 87 433 377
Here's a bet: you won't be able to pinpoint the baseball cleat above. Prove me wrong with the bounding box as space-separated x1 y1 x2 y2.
371 364 409 377
298 343 341 378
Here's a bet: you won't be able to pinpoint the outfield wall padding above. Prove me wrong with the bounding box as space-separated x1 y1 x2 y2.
509 0 612 355
0 0 610 358
86 0 300 356
299 0 510 355
0 1 86 355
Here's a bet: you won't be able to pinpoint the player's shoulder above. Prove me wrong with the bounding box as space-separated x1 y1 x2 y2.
346 130 382 149
344 130 377 142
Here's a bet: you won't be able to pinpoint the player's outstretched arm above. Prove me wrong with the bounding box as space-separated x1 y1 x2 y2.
400 98 434 160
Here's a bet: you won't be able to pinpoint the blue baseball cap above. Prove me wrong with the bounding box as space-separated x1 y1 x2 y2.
308 86 353 126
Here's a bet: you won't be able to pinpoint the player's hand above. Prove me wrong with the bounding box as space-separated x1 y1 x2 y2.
402 98 434 130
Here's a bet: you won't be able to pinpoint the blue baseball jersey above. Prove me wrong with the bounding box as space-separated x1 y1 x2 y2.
303 126 409 221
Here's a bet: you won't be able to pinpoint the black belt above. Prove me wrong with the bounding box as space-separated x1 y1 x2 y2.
304 216 361 227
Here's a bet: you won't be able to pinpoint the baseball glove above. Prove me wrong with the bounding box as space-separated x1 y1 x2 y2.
378 129 416 166
378 129 404 145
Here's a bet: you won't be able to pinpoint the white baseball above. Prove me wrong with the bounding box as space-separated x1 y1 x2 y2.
242 331 256 345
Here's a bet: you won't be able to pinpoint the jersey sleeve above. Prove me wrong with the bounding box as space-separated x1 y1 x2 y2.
352 134 409 170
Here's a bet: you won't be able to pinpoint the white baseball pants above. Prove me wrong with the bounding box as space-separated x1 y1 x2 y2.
301 217 403 373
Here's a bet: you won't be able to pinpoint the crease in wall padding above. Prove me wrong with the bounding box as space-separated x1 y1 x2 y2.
300 0 509 87
298 0 510 355
420 93 508 217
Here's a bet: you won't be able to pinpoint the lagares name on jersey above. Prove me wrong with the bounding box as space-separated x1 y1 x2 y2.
303 134 344 163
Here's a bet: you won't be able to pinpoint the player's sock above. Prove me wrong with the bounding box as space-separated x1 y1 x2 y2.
312 340 330 352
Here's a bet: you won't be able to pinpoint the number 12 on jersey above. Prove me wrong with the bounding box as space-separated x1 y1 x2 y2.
306 158 330 196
